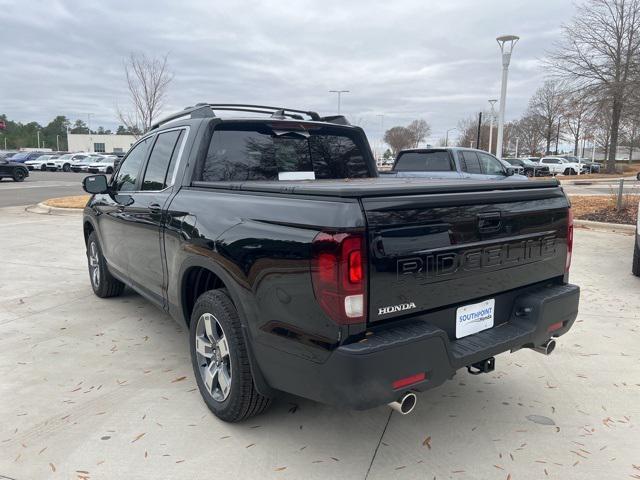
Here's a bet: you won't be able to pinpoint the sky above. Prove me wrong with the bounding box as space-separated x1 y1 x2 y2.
0 0 577 150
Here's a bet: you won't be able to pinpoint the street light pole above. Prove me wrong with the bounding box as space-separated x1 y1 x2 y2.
488 99 497 154
329 90 349 114
445 128 457 147
56 135 60 151
495 35 519 160
376 114 384 158
87 113 94 152
554 118 561 155
37 130 40 149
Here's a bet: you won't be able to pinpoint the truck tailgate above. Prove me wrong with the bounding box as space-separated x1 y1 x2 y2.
363 185 570 324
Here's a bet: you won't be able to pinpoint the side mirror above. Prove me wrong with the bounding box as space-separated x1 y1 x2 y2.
82 174 109 194
505 167 515 176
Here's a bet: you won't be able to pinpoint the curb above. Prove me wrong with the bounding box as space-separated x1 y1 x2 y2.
26 202 83 216
574 219 636 234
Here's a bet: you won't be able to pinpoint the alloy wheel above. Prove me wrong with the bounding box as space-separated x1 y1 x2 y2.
88 241 100 288
195 313 232 402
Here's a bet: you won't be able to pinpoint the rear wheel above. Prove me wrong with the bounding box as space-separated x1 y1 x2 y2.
526 170 533 178
190 289 271 422
62 163 71 172
106 167 113 174
40 164 47 171
12 169 26 182
86 232 125 297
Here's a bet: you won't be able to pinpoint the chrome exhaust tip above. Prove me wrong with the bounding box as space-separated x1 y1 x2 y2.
388 392 417 415
533 339 556 355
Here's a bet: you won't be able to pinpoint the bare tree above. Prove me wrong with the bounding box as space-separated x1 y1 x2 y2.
406 119 431 148
513 112 546 156
383 126 414 154
528 81 565 154
117 53 173 136
562 91 593 156
546 0 640 171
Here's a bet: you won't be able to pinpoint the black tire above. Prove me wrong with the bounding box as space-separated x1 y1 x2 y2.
633 239 640 277
636 172 640 181
62 163 71 172
86 231 125 298
526 170 533 178
106 167 113 174
40 164 47 171
12 169 26 182
190 289 271 422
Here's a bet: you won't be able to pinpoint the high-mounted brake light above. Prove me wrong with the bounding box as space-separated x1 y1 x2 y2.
566 208 574 272
311 232 367 325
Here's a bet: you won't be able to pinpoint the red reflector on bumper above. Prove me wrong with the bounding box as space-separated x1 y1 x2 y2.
547 321 563 333
392 372 426 390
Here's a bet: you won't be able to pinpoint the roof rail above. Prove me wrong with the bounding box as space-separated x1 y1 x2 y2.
150 103 352 130
206 104 321 121
150 104 214 130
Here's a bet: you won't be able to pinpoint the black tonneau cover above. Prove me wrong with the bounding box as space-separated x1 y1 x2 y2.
191 177 561 198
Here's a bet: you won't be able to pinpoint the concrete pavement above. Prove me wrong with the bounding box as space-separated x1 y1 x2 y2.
0 206 639 479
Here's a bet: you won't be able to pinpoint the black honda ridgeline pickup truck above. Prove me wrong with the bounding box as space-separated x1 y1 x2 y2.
82 104 580 422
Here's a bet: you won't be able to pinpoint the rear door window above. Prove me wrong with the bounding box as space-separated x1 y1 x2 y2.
459 151 482 174
199 123 371 181
393 151 453 171
141 129 184 191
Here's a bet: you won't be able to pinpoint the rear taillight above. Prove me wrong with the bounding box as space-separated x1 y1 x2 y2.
566 208 574 272
311 232 366 325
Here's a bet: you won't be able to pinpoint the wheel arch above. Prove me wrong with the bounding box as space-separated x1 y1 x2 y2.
177 256 275 397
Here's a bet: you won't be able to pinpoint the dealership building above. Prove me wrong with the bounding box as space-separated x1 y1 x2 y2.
67 133 137 154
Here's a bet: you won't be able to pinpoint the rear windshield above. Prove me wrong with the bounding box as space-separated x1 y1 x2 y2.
393 151 453 171
198 123 371 182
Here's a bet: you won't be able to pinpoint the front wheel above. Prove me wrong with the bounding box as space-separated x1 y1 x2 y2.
62 163 71 172
106 167 113 174
526 170 534 178
40 164 47 171
12 169 26 182
190 289 271 422
86 232 125 297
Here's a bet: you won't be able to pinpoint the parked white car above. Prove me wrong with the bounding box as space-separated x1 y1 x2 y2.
25 154 59 171
46 153 94 172
87 155 118 174
538 156 586 175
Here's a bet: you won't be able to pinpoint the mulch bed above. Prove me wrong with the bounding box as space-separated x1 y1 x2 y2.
570 195 639 225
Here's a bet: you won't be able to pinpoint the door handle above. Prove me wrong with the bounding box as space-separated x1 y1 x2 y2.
149 202 162 212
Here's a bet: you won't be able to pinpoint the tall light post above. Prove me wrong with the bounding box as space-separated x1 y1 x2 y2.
445 128 457 147
87 113 94 152
36 130 40 149
495 35 519 160
376 114 384 158
329 90 349 114
488 99 497 154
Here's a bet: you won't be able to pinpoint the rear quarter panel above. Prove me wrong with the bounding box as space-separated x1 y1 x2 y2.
165 187 365 362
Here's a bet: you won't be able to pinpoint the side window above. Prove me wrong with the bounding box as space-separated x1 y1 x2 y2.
141 130 184 191
460 151 482 174
477 152 505 175
113 138 150 192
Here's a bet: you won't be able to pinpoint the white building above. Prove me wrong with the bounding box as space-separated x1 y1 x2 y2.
67 133 137 154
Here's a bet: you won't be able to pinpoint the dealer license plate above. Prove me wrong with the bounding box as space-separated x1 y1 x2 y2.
455 299 495 339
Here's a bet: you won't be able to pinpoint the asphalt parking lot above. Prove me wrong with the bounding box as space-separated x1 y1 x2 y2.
0 171 88 208
0 206 639 480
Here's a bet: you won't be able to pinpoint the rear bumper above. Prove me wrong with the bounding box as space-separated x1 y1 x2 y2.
258 283 579 410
